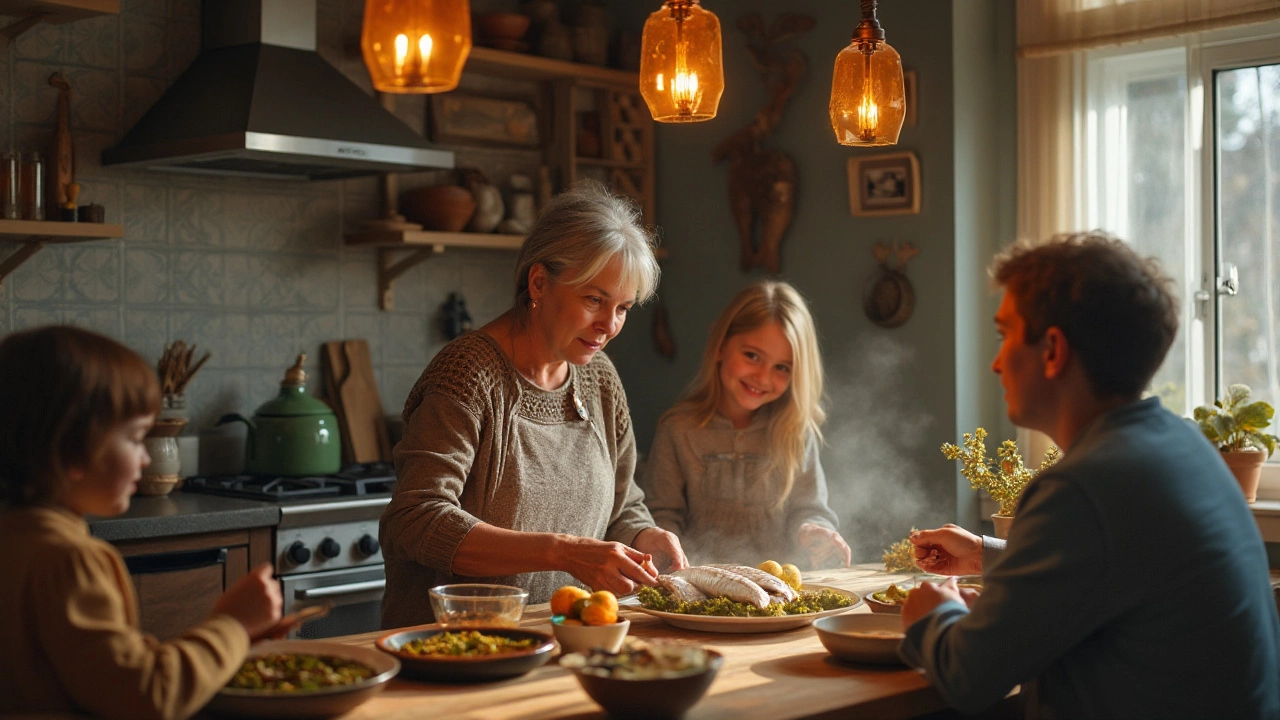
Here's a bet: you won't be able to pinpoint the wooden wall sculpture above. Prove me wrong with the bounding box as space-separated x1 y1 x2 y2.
711 13 815 274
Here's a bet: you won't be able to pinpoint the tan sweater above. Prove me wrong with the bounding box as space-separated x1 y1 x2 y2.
380 332 655 628
0 506 249 720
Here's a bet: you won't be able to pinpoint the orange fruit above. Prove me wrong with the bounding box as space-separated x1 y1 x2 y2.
551 586 591 617
580 602 618 626
588 590 618 614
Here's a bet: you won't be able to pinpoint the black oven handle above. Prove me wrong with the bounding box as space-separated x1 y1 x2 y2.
295 579 386 600
124 548 228 575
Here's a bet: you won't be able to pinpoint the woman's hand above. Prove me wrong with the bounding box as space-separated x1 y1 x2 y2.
797 522 851 569
901 576 965 629
213 563 282 641
561 536 660 596
632 526 688 573
910 524 983 576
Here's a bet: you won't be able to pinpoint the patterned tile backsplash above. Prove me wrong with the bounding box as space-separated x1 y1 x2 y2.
0 2 521 471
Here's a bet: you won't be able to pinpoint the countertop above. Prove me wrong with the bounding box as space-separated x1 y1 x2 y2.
317 565 971 720
88 492 279 542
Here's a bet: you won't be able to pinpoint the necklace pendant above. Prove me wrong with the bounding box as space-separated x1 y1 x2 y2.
572 389 589 421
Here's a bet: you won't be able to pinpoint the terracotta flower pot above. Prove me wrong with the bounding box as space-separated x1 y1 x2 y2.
991 514 1014 539
401 185 476 232
1222 449 1267 503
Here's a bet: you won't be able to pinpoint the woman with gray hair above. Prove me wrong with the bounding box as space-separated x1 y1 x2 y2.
379 182 687 628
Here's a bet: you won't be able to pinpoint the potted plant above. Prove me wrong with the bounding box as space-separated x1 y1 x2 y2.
1193 384 1278 503
942 428 1061 538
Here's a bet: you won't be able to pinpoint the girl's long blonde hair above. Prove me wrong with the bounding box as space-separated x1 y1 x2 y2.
674 281 825 507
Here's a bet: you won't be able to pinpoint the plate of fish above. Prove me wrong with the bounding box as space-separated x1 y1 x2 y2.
626 564 862 634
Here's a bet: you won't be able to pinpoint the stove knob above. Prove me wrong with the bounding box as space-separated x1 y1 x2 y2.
287 541 311 565
358 535 380 556
318 538 342 560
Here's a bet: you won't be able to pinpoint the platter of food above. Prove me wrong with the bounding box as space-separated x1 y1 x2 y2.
376 626 556 682
205 640 400 719
627 584 861 633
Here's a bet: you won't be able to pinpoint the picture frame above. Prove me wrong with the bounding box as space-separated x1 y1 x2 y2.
904 69 917 128
428 93 541 148
847 151 921 217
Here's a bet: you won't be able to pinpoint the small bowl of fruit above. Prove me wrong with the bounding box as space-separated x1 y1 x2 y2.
550 586 630 655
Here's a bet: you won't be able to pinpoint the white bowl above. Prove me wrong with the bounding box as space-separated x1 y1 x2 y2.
551 618 630 654
813 613 906 665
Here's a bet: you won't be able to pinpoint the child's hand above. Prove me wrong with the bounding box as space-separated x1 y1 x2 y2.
213 563 282 641
797 522 852 569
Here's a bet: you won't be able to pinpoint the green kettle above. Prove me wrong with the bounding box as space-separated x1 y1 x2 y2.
218 354 342 476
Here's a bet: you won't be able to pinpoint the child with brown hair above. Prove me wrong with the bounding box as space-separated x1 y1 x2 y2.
0 326 282 720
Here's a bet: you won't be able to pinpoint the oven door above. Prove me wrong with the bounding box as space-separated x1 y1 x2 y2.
279 565 385 639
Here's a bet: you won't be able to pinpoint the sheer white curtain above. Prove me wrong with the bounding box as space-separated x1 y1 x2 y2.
1013 0 1280 463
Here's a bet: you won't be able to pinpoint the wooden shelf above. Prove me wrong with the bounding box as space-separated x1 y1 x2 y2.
574 156 646 170
344 229 524 311
0 219 124 286
0 0 119 45
465 46 638 87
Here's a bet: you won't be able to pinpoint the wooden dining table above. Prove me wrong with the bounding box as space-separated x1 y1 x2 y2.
327 564 957 720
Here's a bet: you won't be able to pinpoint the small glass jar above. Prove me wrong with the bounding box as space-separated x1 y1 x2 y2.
19 151 44 221
1 152 19 219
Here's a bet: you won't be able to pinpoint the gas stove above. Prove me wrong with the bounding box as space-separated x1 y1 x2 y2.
181 462 396 501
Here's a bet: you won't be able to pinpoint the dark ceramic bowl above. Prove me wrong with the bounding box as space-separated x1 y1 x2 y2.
376 626 555 683
400 185 476 232
568 649 723 720
476 12 531 42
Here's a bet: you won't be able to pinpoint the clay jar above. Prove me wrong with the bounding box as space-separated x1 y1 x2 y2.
401 185 476 232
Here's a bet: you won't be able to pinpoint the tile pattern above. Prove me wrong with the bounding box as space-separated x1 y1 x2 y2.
0 1 515 439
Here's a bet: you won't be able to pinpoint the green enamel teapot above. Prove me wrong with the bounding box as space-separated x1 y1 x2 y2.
218 354 342 476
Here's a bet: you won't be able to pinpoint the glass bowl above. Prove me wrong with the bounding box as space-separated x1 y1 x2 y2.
428 584 528 627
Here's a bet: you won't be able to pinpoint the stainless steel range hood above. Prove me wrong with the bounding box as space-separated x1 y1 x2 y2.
102 0 453 180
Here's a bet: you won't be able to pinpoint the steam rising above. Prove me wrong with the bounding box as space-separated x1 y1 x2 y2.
822 336 945 564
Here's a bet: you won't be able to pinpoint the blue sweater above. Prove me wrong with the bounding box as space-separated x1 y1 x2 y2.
900 398 1280 719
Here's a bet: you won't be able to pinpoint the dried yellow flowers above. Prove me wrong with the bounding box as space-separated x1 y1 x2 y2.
882 529 919 572
942 428 1061 516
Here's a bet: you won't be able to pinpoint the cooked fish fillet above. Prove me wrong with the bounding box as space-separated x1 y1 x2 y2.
657 574 709 603
708 564 798 602
671 566 770 609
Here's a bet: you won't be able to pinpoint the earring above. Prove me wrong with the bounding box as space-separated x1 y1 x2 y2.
531 299 538 309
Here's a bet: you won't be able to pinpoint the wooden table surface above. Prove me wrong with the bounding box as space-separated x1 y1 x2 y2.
329 564 946 720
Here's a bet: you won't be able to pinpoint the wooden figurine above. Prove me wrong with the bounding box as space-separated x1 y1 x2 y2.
48 73 74 218
711 13 815 274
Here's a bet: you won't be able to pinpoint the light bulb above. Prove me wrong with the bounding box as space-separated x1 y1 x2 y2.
640 0 724 123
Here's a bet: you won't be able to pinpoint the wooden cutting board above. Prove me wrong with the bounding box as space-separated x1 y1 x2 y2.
321 340 391 464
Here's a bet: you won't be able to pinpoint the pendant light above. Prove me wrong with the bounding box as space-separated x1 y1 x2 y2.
639 0 725 123
829 0 905 146
362 0 472 94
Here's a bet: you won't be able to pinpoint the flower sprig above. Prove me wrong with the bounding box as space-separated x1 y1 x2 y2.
882 529 920 572
942 428 1061 516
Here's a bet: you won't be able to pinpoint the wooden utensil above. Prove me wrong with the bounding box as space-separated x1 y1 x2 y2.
321 340 391 464
259 601 333 641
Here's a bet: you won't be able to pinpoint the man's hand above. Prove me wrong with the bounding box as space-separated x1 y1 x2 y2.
632 526 688 574
910 524 984 576
901 576 965 629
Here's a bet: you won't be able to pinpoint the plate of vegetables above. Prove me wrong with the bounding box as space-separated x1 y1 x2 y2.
376 626 556 682
206 640 400 719
630 583 862 634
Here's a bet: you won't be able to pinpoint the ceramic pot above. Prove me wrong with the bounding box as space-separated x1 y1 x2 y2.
217 355 341 477
467 181 505 233
1222 449 1266 503
138 418 186 496
401 185 476 232
991 514 1013 539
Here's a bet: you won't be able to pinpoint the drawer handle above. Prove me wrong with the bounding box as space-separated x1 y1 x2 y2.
124 548 228 575
295 579 386 599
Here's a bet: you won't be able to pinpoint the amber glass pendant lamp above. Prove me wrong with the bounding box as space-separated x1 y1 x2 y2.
830 0 905 146
639 0 725 123
362 0 472 94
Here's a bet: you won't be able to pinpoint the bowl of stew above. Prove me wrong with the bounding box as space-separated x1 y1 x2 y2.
377 626 556 682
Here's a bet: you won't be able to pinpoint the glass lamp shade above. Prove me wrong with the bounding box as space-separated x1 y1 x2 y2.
829 39 905 146
362 0 472 94
639 1 724 123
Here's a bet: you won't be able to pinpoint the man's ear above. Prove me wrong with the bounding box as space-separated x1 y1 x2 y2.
1042 326 1070 379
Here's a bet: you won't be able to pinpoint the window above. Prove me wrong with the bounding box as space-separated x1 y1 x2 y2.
1084 25 1280 499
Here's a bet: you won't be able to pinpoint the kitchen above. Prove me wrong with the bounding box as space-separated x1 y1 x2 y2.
2 0 1279 718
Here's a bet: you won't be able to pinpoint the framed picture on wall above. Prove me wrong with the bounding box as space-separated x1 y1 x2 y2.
428 93 541 148
904 69 918 128
848 151 921 217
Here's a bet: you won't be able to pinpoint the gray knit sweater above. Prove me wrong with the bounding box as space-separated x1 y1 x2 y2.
379 332 655 628
639 405 839 567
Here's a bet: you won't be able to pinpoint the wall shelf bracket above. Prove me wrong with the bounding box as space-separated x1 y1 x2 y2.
377 245 442 311
0 241 46 287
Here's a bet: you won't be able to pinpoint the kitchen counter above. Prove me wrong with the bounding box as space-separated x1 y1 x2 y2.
88 492 279 542
321 565 980 720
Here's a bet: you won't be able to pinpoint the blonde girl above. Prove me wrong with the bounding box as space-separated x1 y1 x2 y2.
640 281 851 569
0 326 281 720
